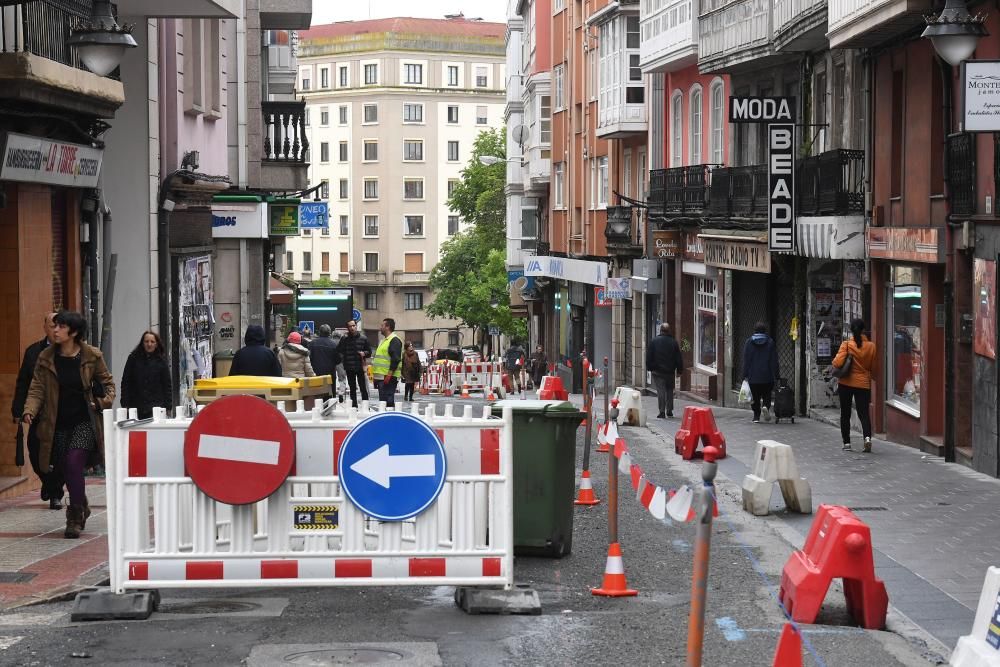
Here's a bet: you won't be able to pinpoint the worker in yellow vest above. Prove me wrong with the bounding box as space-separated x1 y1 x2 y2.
372 318 403 408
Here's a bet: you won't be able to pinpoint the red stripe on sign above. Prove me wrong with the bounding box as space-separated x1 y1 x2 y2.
482 558 502 577
640 481 656 509
128 431 147 477
333 430 349 475
261 560 298 579
435 429 445 443
186 561 224 580
335 559 372 578
480 429 500 474
409 558 446 577
128 562 148 580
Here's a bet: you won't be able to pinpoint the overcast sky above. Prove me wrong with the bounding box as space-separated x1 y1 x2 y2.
311 1 507 26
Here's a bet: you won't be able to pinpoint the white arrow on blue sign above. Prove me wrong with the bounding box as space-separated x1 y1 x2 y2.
337 412 447 521
352 308 362 323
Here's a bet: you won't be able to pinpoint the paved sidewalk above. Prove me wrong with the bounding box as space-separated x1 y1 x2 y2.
0 480 108 610
606 392 1000 651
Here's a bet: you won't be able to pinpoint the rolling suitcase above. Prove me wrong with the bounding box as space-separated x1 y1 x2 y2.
773 378 795 423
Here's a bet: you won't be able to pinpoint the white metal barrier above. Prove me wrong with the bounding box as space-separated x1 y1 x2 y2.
448 361 503 395
105 401 514 593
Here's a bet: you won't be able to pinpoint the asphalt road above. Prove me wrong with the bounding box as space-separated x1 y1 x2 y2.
0 396 949 666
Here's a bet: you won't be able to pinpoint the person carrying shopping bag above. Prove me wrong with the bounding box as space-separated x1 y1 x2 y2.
832 318 877 452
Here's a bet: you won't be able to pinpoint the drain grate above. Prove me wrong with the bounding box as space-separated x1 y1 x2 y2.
284 648 406 664
0 572 36 584
848 507 888 512
158 600 260 614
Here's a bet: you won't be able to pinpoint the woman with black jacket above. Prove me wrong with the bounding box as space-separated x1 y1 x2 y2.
121 331 172 419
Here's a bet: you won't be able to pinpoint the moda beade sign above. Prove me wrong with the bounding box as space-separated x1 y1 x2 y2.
964 61 1000 132
0 132 103 188
729 96 795 253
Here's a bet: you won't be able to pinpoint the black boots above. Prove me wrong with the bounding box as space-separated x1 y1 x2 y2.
81 497 91 529
64 504 84 539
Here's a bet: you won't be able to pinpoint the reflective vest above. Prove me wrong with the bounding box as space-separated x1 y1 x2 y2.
371 332 401 380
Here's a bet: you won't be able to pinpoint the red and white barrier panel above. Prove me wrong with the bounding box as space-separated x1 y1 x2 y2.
105 402 513 592
447 361 503 395
611 434 714 523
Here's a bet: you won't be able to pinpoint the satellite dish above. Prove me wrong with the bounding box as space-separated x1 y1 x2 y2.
511 124 528 146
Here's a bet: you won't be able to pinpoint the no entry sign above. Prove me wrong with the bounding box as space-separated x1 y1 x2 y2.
183 395 295 505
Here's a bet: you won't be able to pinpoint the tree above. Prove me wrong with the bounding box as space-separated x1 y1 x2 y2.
427 128 526 342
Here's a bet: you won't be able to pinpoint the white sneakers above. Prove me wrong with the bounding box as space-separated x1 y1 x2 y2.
762 406 772 423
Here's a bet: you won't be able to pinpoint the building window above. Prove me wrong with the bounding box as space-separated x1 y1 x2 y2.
363 178 379 200
364 215 379 237
623 150 632 198
447 141 459 162
404 140 424 161
447 179 459 198
304 108 310 126
476 105 488 125
690 86 702 165
322 227 329 236
447 105 459 124
404 178 424 200
710 79 724 165
447 65 459 86
363 140 378 161
671 91 682 167
638 149 647 200
404 253 423 272
321 252 330 273
554 162 565 208
476 66 488 87
598 156 609 207
363 104 378 124
404 292 424 310
540 95 551 144
404 63 423 84
320 107 329 126
320 142 330 163
365 291 378 309
403 103 424 123
890 266 922 412
303 251 312 272
339 105 348 125
448 215 459 235
339 252 348 273
404 215 424 236
285 251 293 271
338 65 348 87
300 70 310 91
364 63 378 85
303 228 312 237
339 215 349 236
695 278 718 371
448 331 460 346
338 141 348 162
339 179 348 199
554 64 565 109
320 67 329 89
320 180 329 199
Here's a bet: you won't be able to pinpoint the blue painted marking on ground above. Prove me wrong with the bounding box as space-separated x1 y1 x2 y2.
671 538 691 552
715 617 747 641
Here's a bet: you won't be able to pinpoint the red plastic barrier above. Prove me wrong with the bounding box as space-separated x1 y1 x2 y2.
673 406 727 460
777 505 889 629
537 375 568 401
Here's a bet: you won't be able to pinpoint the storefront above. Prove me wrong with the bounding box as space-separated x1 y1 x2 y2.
676 232 719 399
868 227 946 448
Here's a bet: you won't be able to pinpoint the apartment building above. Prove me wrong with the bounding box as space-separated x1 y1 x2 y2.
290 17 505 348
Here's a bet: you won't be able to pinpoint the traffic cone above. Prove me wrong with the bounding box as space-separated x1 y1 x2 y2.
461 383 471 399
591 542 638 597
486 385 497 402
574 470 601 506
771 623 803 667
596 421 611 453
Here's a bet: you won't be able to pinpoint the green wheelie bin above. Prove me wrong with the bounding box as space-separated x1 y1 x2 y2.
491 399 586 558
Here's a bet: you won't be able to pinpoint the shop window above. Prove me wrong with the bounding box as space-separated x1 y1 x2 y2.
890 266 922 412
695 278 717 371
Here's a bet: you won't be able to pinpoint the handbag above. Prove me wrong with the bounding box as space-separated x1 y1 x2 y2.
831 352 853 379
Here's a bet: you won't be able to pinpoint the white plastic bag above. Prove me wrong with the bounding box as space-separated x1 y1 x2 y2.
738 379 752 405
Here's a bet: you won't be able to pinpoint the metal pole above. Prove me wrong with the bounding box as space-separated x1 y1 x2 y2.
686 446 720 667
607 399 620 545
582 363 593 473
603 356 610 425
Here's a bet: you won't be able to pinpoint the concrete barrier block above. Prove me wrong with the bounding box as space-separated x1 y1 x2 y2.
613 387 646 427
742 474 772 516
950 566 1000 667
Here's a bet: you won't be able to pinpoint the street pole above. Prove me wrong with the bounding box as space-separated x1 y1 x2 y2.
686 446 720 667
581 365 593 474
607 399 620 546
603 356 610 426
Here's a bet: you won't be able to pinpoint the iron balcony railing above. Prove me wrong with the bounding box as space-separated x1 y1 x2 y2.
946 132 975 216
797 149 865 216
0 1 115 77
650 165 711 214
263 100 309 163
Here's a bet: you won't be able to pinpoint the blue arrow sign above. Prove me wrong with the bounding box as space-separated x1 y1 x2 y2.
338 412 447 521
352 308 362 323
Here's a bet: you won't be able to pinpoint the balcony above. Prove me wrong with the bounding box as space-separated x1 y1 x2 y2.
392 271 431 286
526 145 551 191
650 166 711 215
640 1 698 73
947 133 976 217
260 0 312 30
0 1 124 118
826 0 931 49
597 101 647 139
595 10 646 138
259 100 309 191
698 0 776 74
797 149 864 216
349 271 388 285
705 165 768 217
773 0 829 52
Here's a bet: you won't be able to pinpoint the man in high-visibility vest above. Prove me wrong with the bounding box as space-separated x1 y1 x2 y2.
372 318 403 407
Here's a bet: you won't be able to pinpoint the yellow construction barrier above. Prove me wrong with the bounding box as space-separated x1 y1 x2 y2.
189 375 333 408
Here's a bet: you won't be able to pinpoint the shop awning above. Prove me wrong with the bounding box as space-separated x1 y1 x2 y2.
796 216 865 260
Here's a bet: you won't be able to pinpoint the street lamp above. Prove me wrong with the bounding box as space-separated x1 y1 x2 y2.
68 0 138 77
922 0 988 66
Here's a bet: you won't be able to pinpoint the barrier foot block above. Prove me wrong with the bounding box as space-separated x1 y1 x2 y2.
454 585 541 615
778 479 813 515
741 475 773 516
71 589 159 622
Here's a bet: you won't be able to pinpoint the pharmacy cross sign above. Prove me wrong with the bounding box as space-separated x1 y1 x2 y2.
729 96 796 253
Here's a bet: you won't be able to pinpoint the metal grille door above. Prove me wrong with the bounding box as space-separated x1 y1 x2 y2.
731 273 770 390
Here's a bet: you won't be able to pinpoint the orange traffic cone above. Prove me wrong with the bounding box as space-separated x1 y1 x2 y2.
771 623 803 667
486 385 497 402
574 470 601 506
596 422 611 453
591 542 638 597
461 383 471 399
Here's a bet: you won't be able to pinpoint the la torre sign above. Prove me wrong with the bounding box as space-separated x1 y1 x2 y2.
729 96 796 253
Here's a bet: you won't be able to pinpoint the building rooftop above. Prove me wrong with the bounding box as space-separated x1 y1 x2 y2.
299 16 505 57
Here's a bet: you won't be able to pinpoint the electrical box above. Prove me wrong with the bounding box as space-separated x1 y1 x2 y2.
960 313 974 344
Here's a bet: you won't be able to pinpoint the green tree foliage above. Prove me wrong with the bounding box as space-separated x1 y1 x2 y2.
428 128 526 340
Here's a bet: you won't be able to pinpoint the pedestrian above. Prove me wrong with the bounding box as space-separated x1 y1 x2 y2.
529 344 547 389
833 318 877 452
646 323 684 418
742 322 780 423
21 311 115 539
12 312 64 509
504 340 525 393
308 324 341 396
402 341 422 401
120 331 172 420
372 318 403 408
278 331 315 378
337 320 372 407
230 324 282 377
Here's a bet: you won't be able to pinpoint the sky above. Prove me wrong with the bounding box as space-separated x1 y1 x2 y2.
311 0 507 26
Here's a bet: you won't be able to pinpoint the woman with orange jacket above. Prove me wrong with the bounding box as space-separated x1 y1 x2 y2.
832 318 877 452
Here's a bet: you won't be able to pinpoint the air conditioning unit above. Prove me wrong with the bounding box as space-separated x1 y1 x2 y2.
956 220 975 250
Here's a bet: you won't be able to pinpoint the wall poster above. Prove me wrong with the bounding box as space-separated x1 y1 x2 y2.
974 258 996 360
178 255 215 402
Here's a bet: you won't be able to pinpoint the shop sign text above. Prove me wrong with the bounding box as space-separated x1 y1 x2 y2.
703 239 772 273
